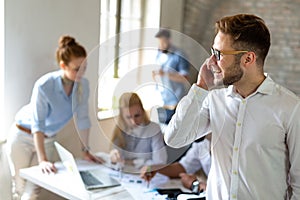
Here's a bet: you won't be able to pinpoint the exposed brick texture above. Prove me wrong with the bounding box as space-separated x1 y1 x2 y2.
183 0 300 95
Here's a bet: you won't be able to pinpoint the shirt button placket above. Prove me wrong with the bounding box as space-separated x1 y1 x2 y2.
230 98 246 200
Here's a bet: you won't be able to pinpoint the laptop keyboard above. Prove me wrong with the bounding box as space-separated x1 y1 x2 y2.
79 171 103 186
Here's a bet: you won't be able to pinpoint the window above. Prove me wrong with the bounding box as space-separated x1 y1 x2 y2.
98 0 161 119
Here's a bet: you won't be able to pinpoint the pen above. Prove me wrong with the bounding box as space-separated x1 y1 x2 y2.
117 161 124 180
146 166 151 188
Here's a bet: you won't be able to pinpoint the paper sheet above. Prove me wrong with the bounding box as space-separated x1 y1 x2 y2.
102 167 170 199
177 191 206 200
75 158 188 199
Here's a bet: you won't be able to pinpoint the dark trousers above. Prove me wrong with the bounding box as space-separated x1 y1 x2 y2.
157 107 176 124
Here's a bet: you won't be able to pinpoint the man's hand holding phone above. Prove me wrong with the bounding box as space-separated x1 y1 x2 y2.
196 56 220 90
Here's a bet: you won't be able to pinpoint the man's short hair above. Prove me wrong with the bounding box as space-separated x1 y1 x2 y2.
155 29 171 39
215 14 271 67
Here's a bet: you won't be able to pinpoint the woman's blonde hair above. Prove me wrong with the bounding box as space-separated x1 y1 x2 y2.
111 92 150 149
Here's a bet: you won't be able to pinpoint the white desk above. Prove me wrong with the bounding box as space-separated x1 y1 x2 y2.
20 160 189 200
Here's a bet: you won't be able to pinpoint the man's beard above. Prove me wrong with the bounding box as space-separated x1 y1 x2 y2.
159 44 170 54
214 57 243 86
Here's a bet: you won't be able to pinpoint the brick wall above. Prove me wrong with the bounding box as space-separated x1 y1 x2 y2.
183 0 300 95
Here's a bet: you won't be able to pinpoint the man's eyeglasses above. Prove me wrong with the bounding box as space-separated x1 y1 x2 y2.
211 47 248 61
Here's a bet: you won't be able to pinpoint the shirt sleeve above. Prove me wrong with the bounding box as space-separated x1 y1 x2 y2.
31 83 49 134
179 142 203 174
145 130 167 165
287 102 300 200
164 84 211 148
74 80 91 130
177 52 190 76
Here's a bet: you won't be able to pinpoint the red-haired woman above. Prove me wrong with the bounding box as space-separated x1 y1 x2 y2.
6 36 100 200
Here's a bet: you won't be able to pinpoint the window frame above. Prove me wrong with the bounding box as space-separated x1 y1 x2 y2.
98 0 161 120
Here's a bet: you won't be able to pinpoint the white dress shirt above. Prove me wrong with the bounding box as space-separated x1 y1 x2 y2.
165 76 300 200
179 138 211 176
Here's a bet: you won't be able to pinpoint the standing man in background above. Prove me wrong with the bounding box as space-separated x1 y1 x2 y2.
164 14 300 199
153 29 190 124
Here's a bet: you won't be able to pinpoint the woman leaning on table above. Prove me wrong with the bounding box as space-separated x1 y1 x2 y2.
6 35 101 200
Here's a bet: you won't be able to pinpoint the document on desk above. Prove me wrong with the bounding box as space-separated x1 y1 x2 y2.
106 168 170 200
120 173 170 200
76 159 185 200
86 186 128 200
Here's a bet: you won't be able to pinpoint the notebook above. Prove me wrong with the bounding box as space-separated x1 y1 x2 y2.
54 142 121 190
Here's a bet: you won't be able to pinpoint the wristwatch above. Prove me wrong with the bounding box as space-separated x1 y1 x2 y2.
191 180 200 194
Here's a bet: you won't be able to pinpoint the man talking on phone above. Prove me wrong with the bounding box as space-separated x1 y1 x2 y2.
164 14 300 199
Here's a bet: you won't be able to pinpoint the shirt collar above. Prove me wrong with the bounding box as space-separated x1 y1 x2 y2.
255 74 274 95
55 70 65 93
158 45 176 54
225 85 235 97
226 73 274 97
168 45 176 53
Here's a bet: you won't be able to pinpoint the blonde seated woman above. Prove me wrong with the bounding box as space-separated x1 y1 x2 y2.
110 93 167 170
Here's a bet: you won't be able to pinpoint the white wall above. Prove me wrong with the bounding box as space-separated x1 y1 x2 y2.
2 1 100 198
4 0 100 143
0 0 4 141
2 0 187 158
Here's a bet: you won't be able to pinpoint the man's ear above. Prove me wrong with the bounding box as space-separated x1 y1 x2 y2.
243 52 256 66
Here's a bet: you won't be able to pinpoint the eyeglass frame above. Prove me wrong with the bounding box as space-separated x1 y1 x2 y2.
211 47 248 61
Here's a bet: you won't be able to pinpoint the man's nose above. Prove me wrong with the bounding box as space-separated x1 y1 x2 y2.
207 55 219 69
209 54 217 63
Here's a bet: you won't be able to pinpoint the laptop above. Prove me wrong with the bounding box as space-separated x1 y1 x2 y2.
54 142 121 190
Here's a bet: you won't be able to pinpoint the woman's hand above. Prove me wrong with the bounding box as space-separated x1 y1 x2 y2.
39 161 57 174
83 151 104 163
34 132 57 174
140 165 156 182
110 149 123 164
